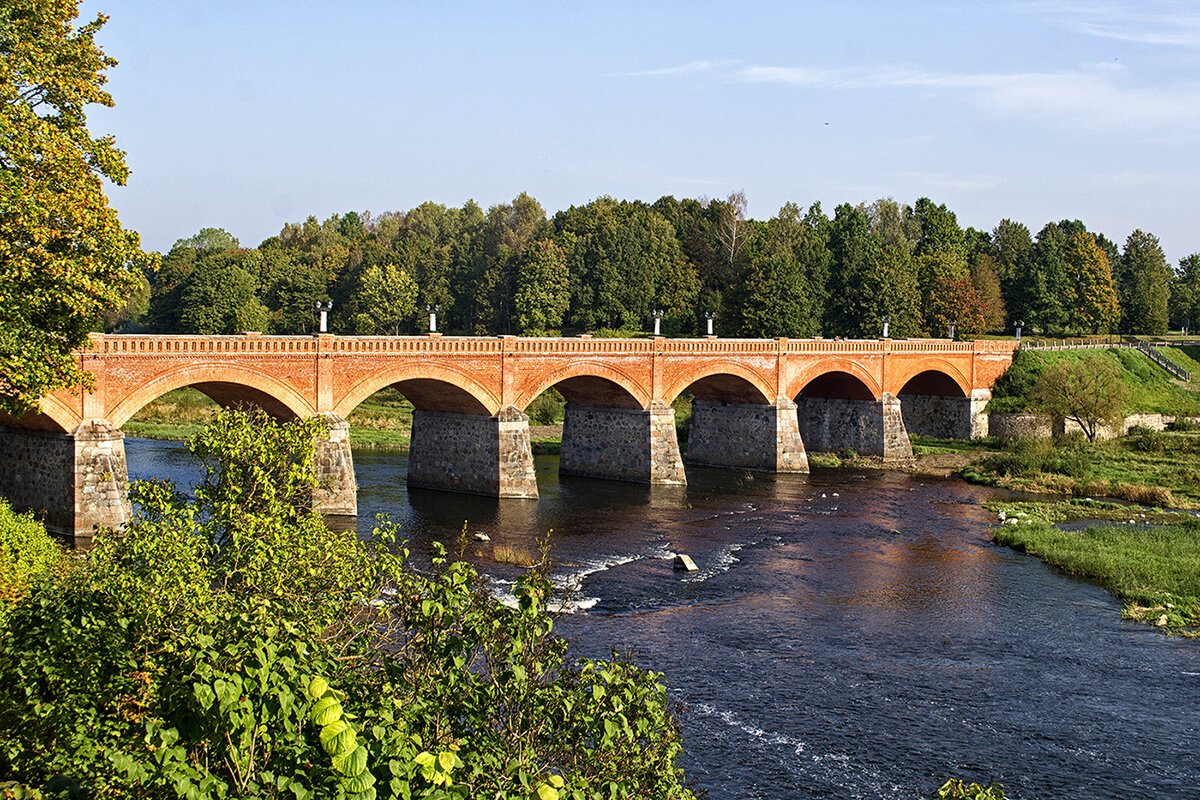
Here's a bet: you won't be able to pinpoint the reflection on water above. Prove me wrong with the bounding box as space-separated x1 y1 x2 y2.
125 439 1200 800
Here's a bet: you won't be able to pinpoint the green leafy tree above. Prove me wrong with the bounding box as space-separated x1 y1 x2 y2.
1031 355 1130 442
1169 253 1200 334
0 411 696 799
351 261 418 335
1063 231 1119 334
993 218 1033 330
1118 229 1171 335
736 202 828 338
824 204 920 338
513 238 570 335
0 0 151 415
176 255 265 334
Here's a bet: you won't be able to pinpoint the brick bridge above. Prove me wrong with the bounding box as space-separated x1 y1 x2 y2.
0 333 1016 546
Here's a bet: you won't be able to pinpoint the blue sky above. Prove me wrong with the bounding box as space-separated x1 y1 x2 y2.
83 1 1200 264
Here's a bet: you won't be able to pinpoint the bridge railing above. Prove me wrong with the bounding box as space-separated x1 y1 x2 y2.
83 333 1019 358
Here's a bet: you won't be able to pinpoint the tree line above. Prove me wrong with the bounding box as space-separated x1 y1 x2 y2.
119 192 1198 340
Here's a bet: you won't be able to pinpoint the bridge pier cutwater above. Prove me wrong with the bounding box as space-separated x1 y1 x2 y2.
0 334 1016 547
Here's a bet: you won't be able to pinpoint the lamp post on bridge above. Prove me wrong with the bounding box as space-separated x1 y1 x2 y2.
946 318 957 340
314 300 332 333
704 311 716 338
427 305 440 334
652 309 663 336
1015 320 1025 343
880 315 891 339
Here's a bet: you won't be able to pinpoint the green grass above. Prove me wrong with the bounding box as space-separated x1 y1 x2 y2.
1046 348 1200 414
1156 345 1200 383
993 515 1200 632
910 436 998 455
994 347 1200 416
961 428 1200 507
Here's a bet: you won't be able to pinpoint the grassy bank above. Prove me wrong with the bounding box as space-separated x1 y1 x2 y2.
123 387 419 449
961 425 1200 507
990 346 1200 416
989 504 1200 633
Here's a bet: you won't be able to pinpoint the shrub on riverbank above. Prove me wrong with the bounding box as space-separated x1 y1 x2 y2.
993 514 1200 632
0 499 64 620
0 411 694 799
961 426 1200 506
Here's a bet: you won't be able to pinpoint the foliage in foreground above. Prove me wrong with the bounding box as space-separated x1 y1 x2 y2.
0 497 64 621
993 512 1200 632
0 410 693 799
937 778 1006 800
0 0 152 415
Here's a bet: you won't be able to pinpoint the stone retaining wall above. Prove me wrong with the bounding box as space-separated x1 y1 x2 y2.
989 412 1176 442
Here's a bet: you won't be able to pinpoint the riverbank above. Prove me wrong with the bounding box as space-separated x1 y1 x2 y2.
960 425 1200 507
985 498 1200 634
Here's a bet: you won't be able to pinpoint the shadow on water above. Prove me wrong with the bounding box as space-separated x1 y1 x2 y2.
123 438 1200 800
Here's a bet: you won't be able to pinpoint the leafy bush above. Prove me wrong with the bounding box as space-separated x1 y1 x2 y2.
0 498 63 618
984 349 1046 414
937 778 1006 799
0 410 693 799
526 388 566 425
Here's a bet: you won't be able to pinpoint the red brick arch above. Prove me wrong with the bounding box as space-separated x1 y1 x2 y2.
661 363 774 405
785 359 883 401
106 365 317 428
35 394 83 432
515 361 650 411
334 362 500 417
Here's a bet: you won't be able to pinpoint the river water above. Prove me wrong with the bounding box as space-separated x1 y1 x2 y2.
125 438 1200 800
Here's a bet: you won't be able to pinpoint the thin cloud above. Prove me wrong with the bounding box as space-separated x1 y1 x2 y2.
738 62 1200 132
1019 1 1200 47
619 60 736 78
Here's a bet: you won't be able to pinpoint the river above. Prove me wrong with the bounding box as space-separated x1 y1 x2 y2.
125 438 1200 800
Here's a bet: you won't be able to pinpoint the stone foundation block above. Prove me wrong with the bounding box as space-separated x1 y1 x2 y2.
408 406 538 498
312 413 357 516
688 396 808 473
561 401 686 484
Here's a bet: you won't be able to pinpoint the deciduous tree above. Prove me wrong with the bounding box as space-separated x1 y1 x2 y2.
351 262 418 335
0 0 151 415
1118 229 1170 335
1063 231 1119 334
1031 355 1129 442
513 238 570 336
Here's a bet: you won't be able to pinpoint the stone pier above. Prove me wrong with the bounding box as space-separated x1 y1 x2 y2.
0 420 131 549
407 406 538 498
560 401 686 484
312 413 357 515
687 397 809 472
797 394 914 462
899 389 991 440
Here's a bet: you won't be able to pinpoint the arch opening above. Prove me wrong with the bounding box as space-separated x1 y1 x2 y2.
896 371 975 441
119 384 300 435
897 370 967 398
796 371 876 402
550 376 642 410
389 379 490 415
685 374 772 405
